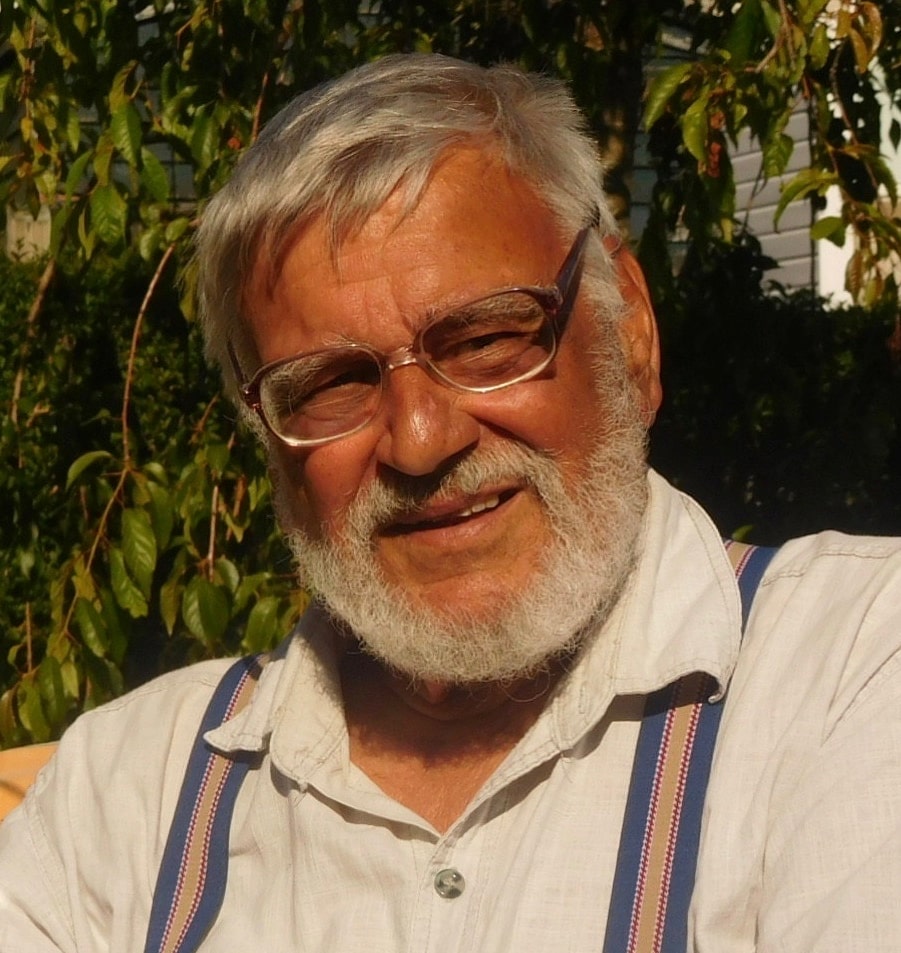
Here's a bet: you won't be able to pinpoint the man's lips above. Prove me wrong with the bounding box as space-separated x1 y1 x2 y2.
381 487 520 535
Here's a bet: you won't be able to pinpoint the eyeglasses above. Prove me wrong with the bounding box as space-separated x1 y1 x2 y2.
231 215 608 448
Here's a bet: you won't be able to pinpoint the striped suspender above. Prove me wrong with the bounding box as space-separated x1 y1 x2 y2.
143 653 268 953
144 543 775 953
602 541 776 953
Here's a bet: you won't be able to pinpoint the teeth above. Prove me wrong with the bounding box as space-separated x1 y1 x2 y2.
458 494 501 519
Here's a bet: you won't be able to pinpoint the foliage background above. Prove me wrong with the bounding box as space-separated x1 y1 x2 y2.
1 0 899 744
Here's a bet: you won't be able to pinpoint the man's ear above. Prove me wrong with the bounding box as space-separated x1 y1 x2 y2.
614 247 662 426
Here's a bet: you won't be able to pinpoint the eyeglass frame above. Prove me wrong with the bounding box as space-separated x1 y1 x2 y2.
229 210 619 448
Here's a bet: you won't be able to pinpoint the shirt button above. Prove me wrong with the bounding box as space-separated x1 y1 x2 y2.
434 867 466 899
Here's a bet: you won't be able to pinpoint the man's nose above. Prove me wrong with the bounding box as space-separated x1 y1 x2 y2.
374 365 480 477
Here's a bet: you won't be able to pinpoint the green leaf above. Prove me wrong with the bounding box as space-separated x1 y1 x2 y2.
65 150 93 200
0 70 13 104
774 168 837 226
164 216 190 243
49 202 73 257
93 137 114 186
810 215 846 245
109 546 149 617
760 0 782 37
109 60 138 112
140 147 170 203
138 223 164 261
809 22 831 69
242 596 281 653
36 657 67 730
74 597 109 657
682 96 709 167
232 573 264 614
797 0 830 25
190 109 219 172
146 481 175 551
111 103 142 167
206 441 230 475
122 508 157 598
18 680 50 742
59 659 81 702
65 107 80 154
215 557 240 594
182 576 230 644
762 133 794 179
77 205 96 257
96 588 129 666
81 653 124 709
643 62 694 131
723 0 762 68
0 688 21 746
66 450 112 489
90 183 128 245
160 570 184 635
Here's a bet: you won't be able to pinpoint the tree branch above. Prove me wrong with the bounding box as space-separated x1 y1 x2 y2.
10 256 56 433
121 242 176 468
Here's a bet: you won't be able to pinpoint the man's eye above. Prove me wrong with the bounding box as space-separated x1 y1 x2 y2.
461 329 526 349
427 297 545 355
303 362 380 400
263 356 380 422
442 329 532 365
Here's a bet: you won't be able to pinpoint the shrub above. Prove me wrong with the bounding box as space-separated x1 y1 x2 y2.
0 254 302 745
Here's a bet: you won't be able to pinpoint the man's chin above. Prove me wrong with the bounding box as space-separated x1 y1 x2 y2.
327 588 592 686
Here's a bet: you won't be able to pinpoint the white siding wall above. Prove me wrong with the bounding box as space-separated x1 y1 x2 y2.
732 104 816 290
631 43 819 295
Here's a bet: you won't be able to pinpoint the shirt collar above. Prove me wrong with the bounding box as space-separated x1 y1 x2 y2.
206 470 743 771
546 469 743 748
204 602 348 771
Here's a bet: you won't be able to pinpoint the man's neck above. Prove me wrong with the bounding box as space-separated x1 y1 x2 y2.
339 651 564 831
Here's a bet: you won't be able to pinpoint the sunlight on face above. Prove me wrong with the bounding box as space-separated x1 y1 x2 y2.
278 332 648 685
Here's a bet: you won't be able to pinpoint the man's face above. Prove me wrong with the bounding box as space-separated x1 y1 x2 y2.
243 148 660 682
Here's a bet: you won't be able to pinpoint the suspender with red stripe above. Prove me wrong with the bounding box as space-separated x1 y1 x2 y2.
602 541 776 953
143 653 268 953
144 542 776 953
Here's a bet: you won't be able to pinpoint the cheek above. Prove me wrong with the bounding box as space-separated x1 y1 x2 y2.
272 442 375 539
488 341 607 462
466 382 604 494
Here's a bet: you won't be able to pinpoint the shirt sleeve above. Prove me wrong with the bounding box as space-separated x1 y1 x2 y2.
756 639 901 951
692 536 901 953
0 755 78 952
0 662 225 953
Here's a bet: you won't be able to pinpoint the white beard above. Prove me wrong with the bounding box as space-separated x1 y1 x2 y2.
278 337 649 685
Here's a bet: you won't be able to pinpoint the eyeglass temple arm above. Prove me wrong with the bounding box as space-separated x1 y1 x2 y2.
554 206 620 305
226 339 255 403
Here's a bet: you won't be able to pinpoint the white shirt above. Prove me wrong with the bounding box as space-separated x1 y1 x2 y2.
2 470 901 952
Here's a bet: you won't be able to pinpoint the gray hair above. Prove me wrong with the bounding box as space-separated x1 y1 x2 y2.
195 53 622 396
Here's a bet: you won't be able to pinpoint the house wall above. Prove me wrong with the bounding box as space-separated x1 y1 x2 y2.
629 90 818 295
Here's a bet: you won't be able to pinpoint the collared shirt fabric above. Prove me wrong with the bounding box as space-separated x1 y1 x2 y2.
2 470 901 952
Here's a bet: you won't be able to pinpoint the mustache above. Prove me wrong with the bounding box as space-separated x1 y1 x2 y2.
343 442 562 538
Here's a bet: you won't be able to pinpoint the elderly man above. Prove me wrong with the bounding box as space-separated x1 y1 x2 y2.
2 53 900 953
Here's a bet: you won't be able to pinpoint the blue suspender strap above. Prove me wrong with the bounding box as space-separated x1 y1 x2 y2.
602 541 777 953
143 653 267 953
